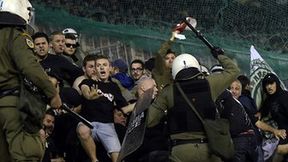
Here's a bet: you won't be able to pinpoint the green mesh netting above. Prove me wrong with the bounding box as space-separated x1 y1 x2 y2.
30 0 288 81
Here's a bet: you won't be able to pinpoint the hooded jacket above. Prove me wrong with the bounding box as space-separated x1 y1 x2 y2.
260 73 288 131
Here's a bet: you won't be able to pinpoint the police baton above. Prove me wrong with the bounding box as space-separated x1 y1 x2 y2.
61 103 94 129
183 17 215 50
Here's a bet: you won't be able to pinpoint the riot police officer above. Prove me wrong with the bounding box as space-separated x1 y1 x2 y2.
147 50 240 162
0 0 62 161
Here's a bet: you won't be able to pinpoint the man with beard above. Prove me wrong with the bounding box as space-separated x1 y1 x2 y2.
258 73 288 161
73 54 97 94
129 59 149 97
41 109 64 162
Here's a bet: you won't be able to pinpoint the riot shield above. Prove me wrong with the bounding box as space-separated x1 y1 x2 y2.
117 88 154 162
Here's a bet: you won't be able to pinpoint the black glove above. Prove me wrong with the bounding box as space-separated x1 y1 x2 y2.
211 47 224 59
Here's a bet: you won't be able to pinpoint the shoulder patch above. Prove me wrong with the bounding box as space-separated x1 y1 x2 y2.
19 32 34 49
26 38 34 48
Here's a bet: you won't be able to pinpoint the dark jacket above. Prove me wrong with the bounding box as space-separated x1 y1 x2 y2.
0 27 56 107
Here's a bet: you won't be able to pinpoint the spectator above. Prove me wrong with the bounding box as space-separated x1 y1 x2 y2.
63 33 81 67
130 59 147 82
73 54 97 94
258 73 288 161
49 31 65 55
42 109 64 162
152 31 177 91
113 109 127 143
111 58 134 90
77 55 135 162
237 75 264 162
114 109 127 127
237 75 259 121
130 59 149 96
32 32 83 87
125 78 169 162
210 66 259 162
227 79 259 162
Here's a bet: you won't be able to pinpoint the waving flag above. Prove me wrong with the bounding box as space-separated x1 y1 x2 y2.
250 45 286 109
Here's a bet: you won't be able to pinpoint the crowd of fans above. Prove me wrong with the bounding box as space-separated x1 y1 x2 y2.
26 1 288 162
27 25 288 162
2 0 288 162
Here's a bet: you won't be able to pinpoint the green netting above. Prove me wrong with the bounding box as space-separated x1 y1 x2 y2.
30 0 288 81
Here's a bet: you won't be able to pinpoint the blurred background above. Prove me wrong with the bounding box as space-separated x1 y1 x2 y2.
30 0 288 84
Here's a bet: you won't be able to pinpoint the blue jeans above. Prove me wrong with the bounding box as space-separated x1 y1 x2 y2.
227 135 259 162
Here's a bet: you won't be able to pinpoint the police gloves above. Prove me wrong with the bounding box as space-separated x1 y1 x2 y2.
211 47 224 59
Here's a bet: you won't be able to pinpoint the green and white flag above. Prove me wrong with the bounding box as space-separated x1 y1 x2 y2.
250 45 286 109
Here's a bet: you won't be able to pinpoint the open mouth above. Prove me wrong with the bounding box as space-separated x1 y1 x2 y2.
100 71 106 75
99 71 107 77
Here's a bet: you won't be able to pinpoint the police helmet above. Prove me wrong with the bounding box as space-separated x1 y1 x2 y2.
0 0 33 25
172 53 200 79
